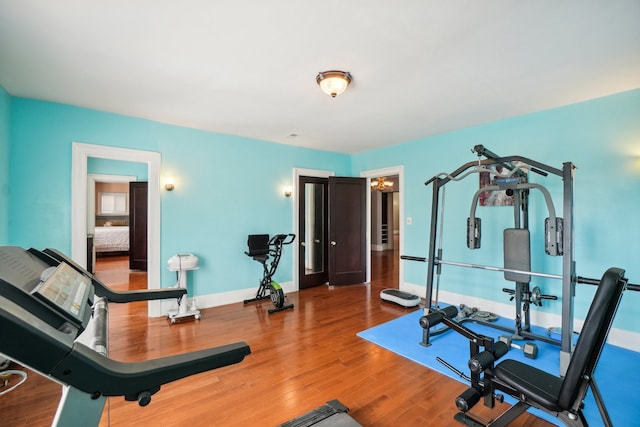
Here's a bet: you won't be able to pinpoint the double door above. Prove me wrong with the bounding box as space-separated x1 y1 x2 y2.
298 176 366 288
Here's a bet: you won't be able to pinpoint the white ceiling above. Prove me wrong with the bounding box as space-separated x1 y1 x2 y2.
1 1 638 154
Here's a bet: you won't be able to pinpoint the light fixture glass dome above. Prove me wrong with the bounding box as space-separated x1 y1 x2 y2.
316 71 352 97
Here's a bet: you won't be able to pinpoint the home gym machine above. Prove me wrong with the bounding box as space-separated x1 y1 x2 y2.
405 145 582 374
0 246 251 427
244 233 296 314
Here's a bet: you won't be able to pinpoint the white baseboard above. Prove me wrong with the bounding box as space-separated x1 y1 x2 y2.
154 280 640 353
158 281 295 316
403 282 640 353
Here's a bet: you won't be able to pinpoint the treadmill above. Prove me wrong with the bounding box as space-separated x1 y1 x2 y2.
0 246 251 427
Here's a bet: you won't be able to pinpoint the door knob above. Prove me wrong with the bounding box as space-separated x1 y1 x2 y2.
330 241 337 246
301 242 306 247
314 239 320 243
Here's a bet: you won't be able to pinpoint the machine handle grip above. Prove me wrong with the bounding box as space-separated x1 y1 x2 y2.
400 255 427 262
578 276 640 291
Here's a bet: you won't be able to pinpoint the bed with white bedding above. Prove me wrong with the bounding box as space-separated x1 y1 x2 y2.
94 226 129 253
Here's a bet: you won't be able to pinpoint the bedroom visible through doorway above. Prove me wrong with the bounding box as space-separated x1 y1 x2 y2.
87 174 135 274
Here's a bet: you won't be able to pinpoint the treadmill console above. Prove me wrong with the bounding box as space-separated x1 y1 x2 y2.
0 246 93 332
32 262 92 326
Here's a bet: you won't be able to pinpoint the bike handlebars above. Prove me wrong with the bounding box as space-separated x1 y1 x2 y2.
269 233 296 246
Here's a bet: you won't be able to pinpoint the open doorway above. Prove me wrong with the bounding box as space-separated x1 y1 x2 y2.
370 176 399 287
360 166 404 289
71 142 163 317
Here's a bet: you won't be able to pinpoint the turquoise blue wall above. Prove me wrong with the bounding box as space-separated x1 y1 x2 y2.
8 98 350 296
0 85 9 244
352 89 640 333
6 90 640 333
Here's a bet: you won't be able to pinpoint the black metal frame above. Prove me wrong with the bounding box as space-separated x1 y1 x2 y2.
420 146 576 374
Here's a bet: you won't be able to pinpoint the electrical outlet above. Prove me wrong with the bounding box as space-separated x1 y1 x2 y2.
406 217 412 225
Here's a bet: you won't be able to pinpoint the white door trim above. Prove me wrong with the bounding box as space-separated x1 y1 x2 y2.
71 142 163 317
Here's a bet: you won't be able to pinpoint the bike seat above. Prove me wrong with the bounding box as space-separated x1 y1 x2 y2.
245 234 269 257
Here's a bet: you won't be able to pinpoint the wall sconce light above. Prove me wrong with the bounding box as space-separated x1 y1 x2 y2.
284 186 292 197
316 70 352 97
165 178 175 191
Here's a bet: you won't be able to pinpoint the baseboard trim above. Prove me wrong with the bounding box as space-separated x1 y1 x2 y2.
155 280 640 353
158 281 295 316
403 282 640 353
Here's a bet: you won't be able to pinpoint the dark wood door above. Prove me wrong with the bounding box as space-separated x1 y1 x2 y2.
328 177 366 285
129 181 148 271
298 176 329 289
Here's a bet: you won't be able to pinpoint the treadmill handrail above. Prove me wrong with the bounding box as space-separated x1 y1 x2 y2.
39 247 187 303
2 296 250 401
50 341 251 398
92 283 187 303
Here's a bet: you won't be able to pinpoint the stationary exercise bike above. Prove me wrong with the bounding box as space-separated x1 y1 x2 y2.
243 233 296 314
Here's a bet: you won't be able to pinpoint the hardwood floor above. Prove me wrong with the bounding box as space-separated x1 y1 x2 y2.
0 251 551 426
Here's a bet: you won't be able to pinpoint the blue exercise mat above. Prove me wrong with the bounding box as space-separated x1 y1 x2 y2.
357 309 640 426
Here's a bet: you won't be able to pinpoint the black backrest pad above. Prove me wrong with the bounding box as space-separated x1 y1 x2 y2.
557 267 625 409
247 234 270 256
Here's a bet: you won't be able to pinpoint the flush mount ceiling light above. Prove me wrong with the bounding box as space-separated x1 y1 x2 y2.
316 70 352 97
371 177 393 191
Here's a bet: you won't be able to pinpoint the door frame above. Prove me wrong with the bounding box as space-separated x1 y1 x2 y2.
292 168 335 291
360 166 404 287
71 142 163 317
